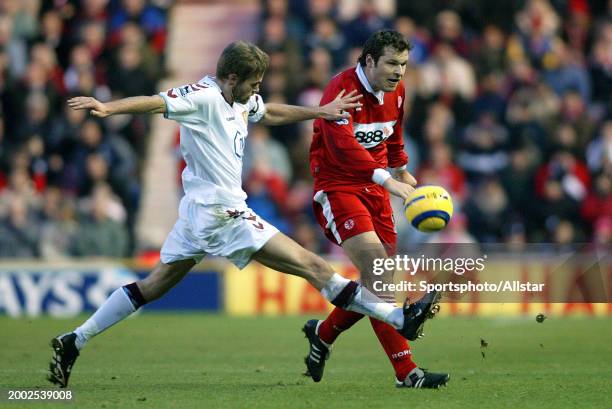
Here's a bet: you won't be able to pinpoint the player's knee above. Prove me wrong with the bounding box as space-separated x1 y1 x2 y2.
300 251 333 278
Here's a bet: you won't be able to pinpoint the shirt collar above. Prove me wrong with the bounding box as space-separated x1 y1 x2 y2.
356 63 384 105
202 75 239 107
202 75 219 89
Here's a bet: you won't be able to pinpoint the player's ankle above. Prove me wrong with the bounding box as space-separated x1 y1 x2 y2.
74 330 88 350
315 321 333 347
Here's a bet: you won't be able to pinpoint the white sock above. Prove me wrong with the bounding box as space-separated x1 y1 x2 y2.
347 286 403 329
74 288 136 350
321 273 403 329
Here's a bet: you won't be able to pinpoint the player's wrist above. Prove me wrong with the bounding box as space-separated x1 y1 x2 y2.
372 168 391 186
315 106 326 119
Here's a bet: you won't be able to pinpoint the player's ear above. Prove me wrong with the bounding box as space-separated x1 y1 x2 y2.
226 73 239 86
365 54 375 68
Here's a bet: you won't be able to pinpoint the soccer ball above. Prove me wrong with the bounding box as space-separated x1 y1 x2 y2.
404 185 453 232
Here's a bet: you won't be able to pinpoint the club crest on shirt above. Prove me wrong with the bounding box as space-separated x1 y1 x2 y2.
344 219 355 230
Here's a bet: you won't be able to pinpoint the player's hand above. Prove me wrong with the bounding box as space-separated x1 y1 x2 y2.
319 89 363 121
67 96 111 118
393 169 417 186
383 177 415 200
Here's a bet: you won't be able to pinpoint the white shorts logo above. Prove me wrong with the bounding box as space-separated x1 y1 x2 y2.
344 219 355 230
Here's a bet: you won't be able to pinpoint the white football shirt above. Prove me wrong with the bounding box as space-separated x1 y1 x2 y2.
159 76 266 206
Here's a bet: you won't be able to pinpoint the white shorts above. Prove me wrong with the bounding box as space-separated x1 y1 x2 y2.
160 196 279 269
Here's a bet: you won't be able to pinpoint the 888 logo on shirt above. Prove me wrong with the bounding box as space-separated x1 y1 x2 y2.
353 120 397 148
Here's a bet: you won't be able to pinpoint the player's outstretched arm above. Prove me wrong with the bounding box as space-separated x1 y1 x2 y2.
67 95 166 117
260 90 362 126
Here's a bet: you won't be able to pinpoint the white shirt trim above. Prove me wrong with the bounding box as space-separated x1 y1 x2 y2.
356 64 385 105
372 168 391 185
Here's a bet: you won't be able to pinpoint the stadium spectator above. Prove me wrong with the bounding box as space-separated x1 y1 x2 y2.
72 184 129 257
581 171 612 230
393 16 428 65
586 119 612 173
343 0 393 47
305 16 347 69
0 14 27 78
589 28 612 107
458 110 510 180
416 142 467 203
0 194 39 258
38 186 78 259
472 24 507 77
109 0 166 54
243 124 292 182
541 38 591 102
262 0 307 42
431 9 471 58
108 44 156 97
500 148 539 225
464 178 512 242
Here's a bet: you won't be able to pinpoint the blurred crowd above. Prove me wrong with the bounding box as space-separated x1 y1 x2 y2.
243 0 612 253
0 0 168 258
1 0 610 260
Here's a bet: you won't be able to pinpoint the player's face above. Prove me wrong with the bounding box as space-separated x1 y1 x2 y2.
233 75 263 104
365 47 409 92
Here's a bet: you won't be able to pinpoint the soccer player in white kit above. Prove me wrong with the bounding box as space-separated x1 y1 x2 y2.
47 41 439 388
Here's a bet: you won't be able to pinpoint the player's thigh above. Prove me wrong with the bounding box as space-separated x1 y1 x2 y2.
368 187 398 254
138 259 196 300
341 231 389 277
252 232 333 290
313 190 373 245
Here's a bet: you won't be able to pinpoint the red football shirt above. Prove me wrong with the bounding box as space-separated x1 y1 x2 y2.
310 65 408 192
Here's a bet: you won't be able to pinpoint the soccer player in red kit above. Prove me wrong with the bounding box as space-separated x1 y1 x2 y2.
303 30 449 389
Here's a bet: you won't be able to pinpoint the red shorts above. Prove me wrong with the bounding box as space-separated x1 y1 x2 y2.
312 185 397 248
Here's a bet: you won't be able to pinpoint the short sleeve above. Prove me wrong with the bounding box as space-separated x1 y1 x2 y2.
246 94 266 123
159 82 214 124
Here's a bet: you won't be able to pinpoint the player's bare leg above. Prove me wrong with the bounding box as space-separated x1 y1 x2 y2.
252 232 409 327
47 259 196 387
137 258 196 301
304 232 447 387
252 232 333 290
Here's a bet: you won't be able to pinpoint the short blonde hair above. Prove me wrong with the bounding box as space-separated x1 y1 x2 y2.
216 41 269 80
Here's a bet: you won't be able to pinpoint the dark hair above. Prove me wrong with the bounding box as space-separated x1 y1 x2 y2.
216 41 269 80
358 30 412 66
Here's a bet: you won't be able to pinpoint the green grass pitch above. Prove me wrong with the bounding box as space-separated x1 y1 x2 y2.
1 314 610 408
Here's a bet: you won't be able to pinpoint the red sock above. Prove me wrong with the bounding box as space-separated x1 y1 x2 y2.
317 307 364 344
369 318 417 381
